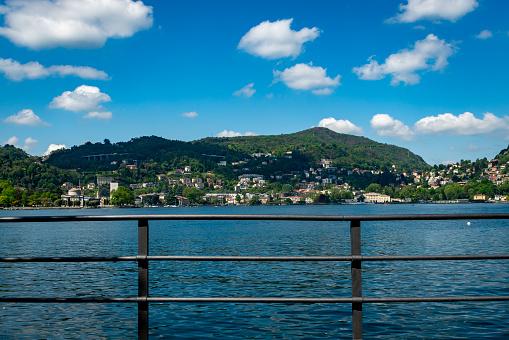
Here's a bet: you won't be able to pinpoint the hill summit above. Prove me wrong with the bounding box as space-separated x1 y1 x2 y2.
45 127 428 172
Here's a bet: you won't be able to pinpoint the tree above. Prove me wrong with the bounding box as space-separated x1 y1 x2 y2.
366 183 382 193
110 186 135 206
182 187 203 204
249 195 261 205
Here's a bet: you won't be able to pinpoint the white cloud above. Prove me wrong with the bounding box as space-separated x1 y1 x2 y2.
311 88 333 95
214 130 258 138
475 30 492 39
50 85 111 112
83 111 112 120
353 34 456 85
48 65 108 80
182 111 198 118
22 137 38 151
0 0 153 49
238 19 320 59
274 63 340 93
0 58 108 81
388 0 478 23
3 109 50 126
370 114 416 140
244 132 258 136
233 83 255 97
3 136 19 146
414 112 509 135
318 117 363 135
43 143 66 156
414 25 426 30
2 136 38 150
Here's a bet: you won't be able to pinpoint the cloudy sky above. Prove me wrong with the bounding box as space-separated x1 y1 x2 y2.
0 0 508 165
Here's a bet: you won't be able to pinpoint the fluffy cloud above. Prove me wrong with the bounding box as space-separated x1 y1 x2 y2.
0 58 108 81
238 19 320 59
274 63 340 93
353 34 456 85
3 136 19 146
0 0 153 49
388 0 478 23
3 109 50 126
43 143 67 156
22 137 38 150
475 30 492 39
233 83 255 97
370 114 415 140
50 85 111 112
318 117 363 135
182 111 198 118
3 136 38 150
414 112 509 135
215 130 258 138
311 88 333 95
83 111 112 120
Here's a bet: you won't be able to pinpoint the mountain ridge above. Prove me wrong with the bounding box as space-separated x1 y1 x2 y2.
45 127 429 172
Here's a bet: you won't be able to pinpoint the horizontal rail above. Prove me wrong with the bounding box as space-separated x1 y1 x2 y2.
2 213 508 339
2 296 509 304
2 255 509 262
1 213 508 223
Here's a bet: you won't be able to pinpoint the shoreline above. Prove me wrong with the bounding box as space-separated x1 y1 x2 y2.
2 200 508 210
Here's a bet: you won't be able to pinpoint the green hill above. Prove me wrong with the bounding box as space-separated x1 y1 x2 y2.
45 128 428 176
198 127 428 170
0 144 77 191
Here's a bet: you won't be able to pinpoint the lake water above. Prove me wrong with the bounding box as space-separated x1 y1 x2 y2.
1 204 508 339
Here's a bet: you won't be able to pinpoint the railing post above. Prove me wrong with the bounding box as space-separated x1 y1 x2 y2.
350 220 363 340
138 218 149 340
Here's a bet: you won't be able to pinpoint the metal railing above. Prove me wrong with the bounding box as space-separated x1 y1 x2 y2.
1 213 509 339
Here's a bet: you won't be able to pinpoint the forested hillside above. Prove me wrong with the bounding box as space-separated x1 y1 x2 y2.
199 127 428 170
46 127 428 173
0 145 78 191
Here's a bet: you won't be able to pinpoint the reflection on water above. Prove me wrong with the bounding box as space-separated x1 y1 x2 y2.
0 204 508 339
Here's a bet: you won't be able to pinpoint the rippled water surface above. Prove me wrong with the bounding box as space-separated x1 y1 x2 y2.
1 204 508 339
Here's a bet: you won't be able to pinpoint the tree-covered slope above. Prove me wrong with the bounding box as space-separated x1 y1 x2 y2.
45 127 429 172
0 145 77 191
198 127 428 170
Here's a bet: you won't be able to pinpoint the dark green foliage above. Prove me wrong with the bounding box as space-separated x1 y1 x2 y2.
44 128 429 179
0 145 75 192
110 186 135 206
182 187 203 204
202 127 428 171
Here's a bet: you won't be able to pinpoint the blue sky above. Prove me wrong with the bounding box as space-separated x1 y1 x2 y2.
0 0 508 165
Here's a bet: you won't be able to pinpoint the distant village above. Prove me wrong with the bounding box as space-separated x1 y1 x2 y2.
58 151 509 208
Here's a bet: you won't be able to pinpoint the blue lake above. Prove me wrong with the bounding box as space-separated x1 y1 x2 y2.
1 204 508 339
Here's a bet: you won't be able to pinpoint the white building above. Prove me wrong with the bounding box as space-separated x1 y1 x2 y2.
364 192 391 203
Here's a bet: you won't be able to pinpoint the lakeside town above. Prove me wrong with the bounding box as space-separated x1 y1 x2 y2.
8 151 507 209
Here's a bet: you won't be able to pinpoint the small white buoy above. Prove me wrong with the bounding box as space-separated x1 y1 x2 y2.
467 222 471 226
